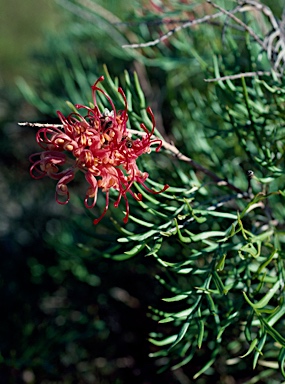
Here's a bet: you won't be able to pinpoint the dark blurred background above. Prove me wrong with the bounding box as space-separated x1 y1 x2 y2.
0 1 179 383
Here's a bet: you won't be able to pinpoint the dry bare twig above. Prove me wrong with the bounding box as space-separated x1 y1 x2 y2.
204 70 271 82
122 9 232 49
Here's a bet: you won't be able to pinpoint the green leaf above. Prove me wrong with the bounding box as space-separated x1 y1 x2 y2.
258 314 285 346
145 237 163 257
216 253 227 271
253 333 266 369
117 229 158 242
196 209 237 220
197 309 204 349
243 280 280 309
239 242 260 258
124 242 146 256
106 253 140 261
185 230 227 242
134 182 161 205
184 198 206 223
278 347 285 378
162 294 189 302
255 249 278 276
168 322 191 350
175 219 191 243
213 55 226 89
128 214 154 227
217 312 239 340
134 71 146 109
244 310 255 343
240 339 258 358
171 347 195 370
193 349 218 379
149 335 177 347
212 271 227 294
267 304 285 327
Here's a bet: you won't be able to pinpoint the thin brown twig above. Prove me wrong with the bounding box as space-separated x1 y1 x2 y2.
128 129 245 195
121 0 268 50
204 70 271 82
122 10 228 49
207 1 267 51
19 122 63 128
237 0 279 30
158 138 245 195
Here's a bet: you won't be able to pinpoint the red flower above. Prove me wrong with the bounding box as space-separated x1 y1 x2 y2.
29 76 169 224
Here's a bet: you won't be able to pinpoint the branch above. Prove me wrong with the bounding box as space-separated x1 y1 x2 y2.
19 122 63 128
122 10 228 49
121 1 267 50
159 138 246 195
207 1 267 51
237 0 279 30
204 70 271 82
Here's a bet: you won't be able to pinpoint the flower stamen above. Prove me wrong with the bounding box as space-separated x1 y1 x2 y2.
29 76 168 223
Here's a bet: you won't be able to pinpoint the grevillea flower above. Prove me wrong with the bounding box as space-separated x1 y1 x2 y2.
29 76 169 224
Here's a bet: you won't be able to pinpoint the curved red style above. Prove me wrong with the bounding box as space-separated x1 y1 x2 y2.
29 76 169 224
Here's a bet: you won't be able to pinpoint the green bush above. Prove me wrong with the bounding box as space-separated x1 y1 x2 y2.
3 0 285 383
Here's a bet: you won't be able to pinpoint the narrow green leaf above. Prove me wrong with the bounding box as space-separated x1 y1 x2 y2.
197 310 204 349
168 322 191 350
124 242 146 256
240 339 258 358
171 348 195 370
196 209 237 220
253 333 266 369
103 64 121 95
134 71 146 108
107 253 139 261
65 100 79 113
193 349 218 379
258 314 285 346
278 347 285 378
186 231 227 242
162 294 189 302
128 214 154 227
145 238 163 257
117 229 158 242
216 253 227 271
237 212 249 240
256 249 278 275
184 198 206 223
243 280 280 309
148 335 177 347
110 217 134 236
168 298 203 350
267 304 285 327
175 219 191 243
134 182 161 205
213 55 226 89
123 69 133 111
152 252 176 268
244 310 255 343
217 312 239 340
212 271 227 294
239 242 260 258
206 294 220 326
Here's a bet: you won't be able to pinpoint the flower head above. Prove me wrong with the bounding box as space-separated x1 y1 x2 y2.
29 76 168 224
